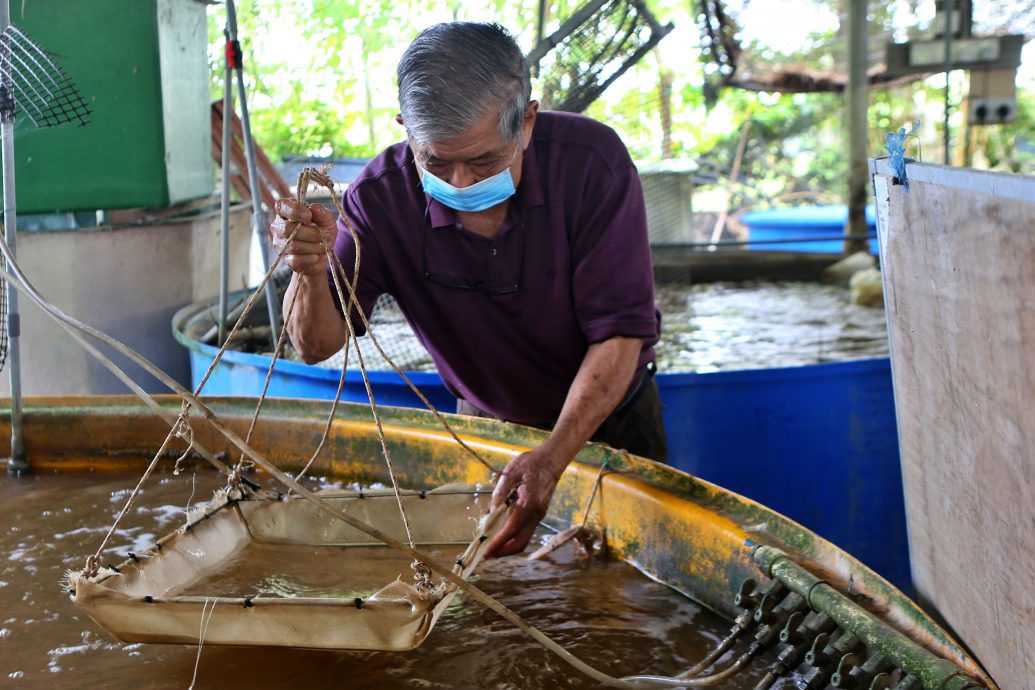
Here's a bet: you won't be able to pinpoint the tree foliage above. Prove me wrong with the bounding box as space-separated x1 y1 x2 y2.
207 0 1035 206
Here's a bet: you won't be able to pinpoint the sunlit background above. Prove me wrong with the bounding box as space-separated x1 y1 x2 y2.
209 0 1034 216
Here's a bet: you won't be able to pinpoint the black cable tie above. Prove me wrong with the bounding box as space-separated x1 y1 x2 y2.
107 564 120 573
419 490 427 499
354 597 363 609
244 597 253 608
128 552 139 561
455 558 464 567
144 595 154 603
478 535 487 543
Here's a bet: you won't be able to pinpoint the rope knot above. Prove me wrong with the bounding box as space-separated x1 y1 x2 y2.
83 555 100 578
411 560 437 596
171 406 195 476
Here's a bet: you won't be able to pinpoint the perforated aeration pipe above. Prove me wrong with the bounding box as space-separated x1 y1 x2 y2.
752 545 987 690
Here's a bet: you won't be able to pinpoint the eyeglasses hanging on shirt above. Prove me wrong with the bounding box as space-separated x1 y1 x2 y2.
421 204 524 296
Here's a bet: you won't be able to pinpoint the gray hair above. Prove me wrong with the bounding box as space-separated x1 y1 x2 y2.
397 23 531 147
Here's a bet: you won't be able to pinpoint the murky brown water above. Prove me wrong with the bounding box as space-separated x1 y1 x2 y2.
0 468 787 689
178 543 458 599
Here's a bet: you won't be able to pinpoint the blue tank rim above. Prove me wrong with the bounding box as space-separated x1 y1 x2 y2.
173 296 890 388
655 357 891 386
172 301 445 387
741 204 877 228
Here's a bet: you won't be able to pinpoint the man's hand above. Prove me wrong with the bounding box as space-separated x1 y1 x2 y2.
485 445 570 558
270 199 339 276
483 337 642 558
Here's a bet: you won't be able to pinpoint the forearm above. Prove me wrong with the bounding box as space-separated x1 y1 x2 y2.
540 336 642 471
284 272 348 364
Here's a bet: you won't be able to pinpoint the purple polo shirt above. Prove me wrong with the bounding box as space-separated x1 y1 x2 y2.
328 110 659 424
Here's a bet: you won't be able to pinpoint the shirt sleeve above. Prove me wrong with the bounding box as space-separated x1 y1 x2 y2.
570 162 658 344
326 187 389 337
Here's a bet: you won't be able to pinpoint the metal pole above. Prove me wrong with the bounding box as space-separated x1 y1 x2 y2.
844 0 869 254
533 0 547 77
942 6 954 165
1 0 27 474
226 0 281 348
218 39 233 346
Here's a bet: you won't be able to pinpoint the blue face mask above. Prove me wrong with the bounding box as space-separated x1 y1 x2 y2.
418 153 518 213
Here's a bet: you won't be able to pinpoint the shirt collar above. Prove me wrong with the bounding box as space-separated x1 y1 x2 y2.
425 138 545 229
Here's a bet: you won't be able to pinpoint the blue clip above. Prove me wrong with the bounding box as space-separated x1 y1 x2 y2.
884 122 919 191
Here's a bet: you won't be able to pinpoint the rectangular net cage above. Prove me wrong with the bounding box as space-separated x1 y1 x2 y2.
72 484 507 651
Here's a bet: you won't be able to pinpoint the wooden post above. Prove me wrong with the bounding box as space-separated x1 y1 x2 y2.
845 0 870 254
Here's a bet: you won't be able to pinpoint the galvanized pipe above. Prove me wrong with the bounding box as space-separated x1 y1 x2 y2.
218 42 233 346
226 0 281 349
753 546 986 690
1 0 28 474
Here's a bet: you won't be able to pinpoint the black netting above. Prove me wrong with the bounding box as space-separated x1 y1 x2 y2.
1 26 90 128
531 0 673 113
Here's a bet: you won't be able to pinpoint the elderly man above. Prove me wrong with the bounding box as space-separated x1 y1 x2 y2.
272 22 665 557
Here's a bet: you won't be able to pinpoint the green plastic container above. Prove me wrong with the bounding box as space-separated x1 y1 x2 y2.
5 0 211 213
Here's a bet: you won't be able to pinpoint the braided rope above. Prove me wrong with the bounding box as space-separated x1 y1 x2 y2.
310 169 421 560
286 168 361 483
85 405 190 575
308 168 498 476
82 224 301 576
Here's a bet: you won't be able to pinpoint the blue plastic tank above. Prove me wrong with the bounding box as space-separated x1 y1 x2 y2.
183 343 458 411
656 359 910 590
742 205 878 253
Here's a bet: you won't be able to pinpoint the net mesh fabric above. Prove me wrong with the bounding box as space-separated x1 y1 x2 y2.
535 0 671 114
0 26 90 129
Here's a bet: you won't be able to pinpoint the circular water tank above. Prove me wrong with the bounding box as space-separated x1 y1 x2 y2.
742 205 878 253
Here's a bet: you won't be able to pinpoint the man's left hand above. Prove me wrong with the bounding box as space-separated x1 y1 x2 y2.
485 445 570 558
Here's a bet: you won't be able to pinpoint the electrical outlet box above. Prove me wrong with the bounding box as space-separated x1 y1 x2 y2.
969 68 1018 126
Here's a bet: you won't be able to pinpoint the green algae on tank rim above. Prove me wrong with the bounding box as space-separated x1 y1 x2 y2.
1 395 995 689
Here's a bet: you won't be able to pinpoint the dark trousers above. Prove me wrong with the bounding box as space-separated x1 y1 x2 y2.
456 376 669 465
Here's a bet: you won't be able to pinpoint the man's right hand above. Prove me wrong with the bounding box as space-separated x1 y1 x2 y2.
270 199 339 276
